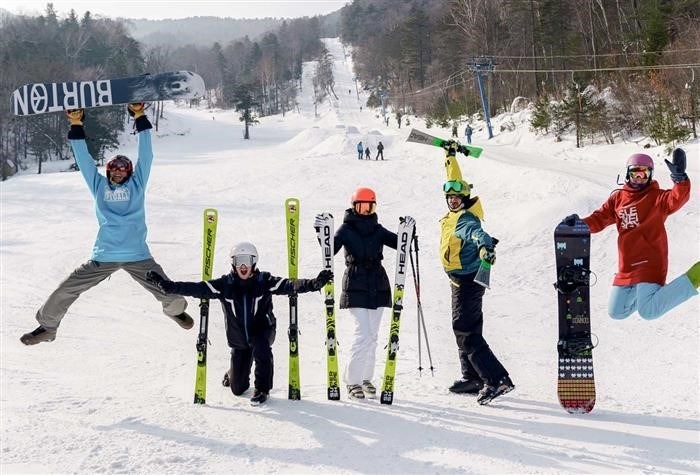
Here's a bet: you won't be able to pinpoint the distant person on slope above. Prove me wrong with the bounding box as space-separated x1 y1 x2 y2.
440 141 514 405
357 141 364 160
465 125 473 144
314 188 406 399
562 149 698 320
365 146 371 160
20 104 192 346
375 141 385 160
147 242 332 406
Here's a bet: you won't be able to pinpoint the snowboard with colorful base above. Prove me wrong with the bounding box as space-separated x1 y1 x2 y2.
406 129 483 158
554 217 595 414
194 208 218 404
380 216 416 405
12 70 206 116
316 213 340 400
285 198 302 400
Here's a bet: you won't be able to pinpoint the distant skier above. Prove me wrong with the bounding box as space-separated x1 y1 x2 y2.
452 123 458 138
440 141 514 405
314 188 408 399
465 125 473 144
375 141 384 160
20 104 192 346
563 149 698 320
357 141 364 160
147 242 332 405
365 146 371 160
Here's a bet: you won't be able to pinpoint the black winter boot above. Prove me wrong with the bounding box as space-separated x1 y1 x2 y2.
449 378 484 394
169 312 194 330
476 375 515 405
20 326 57 345
250 389 269 406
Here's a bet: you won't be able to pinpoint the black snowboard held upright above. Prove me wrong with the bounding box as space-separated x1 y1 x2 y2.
554 218 595 414
12 70 206 116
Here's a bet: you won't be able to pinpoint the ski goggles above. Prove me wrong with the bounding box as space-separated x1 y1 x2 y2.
627 166 651 179
353 201 376 214
443 180 471 194
107 159 131 172
232 254 256 268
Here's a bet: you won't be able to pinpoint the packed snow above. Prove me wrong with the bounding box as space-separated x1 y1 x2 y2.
1 38 698 474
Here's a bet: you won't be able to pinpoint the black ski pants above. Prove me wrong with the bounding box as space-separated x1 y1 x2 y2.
229 332 274 395
450 273 508 386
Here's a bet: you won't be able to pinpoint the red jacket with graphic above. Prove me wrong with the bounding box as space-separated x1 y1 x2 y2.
582 180 691 286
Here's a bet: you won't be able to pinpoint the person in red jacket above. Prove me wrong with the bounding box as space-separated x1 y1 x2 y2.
564 148 699 320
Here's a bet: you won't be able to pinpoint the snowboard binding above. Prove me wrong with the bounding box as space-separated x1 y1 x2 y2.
554 266 595 294
558 332 598 356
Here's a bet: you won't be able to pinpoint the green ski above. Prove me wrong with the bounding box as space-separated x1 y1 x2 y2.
406 128 483 158
285 198 302 400
194 208 218 404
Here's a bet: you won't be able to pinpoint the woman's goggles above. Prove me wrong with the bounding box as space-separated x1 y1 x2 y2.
353 201 376 214
627 166 651 179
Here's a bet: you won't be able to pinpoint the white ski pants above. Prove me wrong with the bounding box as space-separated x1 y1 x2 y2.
344 307 384 386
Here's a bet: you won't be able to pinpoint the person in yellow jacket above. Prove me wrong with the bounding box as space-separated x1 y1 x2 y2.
440 141 514 405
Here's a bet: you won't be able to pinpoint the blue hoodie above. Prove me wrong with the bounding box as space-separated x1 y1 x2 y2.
70 131 153 262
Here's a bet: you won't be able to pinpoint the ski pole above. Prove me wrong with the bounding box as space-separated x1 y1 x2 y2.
410 233 435 376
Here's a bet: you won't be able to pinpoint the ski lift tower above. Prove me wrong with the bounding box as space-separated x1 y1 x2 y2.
468 56 496 139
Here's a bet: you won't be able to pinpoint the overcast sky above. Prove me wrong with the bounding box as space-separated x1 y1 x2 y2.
2 0 348 20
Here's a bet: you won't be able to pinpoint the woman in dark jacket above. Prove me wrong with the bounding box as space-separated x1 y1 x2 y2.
316 187 398 399
147 241 331 406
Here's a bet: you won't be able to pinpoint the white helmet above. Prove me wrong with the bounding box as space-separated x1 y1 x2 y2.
230 242 258 268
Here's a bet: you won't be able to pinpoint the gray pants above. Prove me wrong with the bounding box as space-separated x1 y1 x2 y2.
36 258 187 330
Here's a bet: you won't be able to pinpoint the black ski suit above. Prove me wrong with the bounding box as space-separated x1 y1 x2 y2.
168 270 320 395
333 209 398 309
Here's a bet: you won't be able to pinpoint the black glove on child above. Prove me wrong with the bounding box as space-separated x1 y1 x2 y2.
313 269 333 290
563 214 579 226
146 270 175 293
665 148 688 183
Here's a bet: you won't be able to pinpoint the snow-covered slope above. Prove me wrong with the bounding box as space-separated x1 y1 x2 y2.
1 37 698 474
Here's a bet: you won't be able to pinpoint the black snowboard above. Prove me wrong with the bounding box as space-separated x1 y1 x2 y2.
554 218 595 414
12 70 205 116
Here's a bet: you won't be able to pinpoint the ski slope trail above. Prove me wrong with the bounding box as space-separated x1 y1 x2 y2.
1 38 698 474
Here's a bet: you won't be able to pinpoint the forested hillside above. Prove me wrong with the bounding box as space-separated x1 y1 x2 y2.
0 5 332 179
339 0 699 146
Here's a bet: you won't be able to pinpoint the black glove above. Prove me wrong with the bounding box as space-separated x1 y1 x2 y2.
66 109 86 140
146 270 175 293
665 148 688 183
442 140 458 157
563 214 579 226
128 103 152 132
313 269 333 290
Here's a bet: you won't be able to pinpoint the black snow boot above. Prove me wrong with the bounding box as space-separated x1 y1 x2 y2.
169 312 194 330
20 326 57 345
250 389 269 406
477 375 515 405
449 378 484 394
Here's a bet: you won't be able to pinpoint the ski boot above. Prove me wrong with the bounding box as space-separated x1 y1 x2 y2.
449 378 484 395
477 375 515 405
250 389 269 406
347 384 365 399
362 380 377 398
